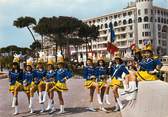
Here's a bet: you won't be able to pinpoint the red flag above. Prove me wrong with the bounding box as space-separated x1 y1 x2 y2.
107 42 119 55
130 43 136 50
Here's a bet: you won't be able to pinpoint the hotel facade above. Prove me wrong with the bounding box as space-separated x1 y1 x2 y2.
70 0 168 62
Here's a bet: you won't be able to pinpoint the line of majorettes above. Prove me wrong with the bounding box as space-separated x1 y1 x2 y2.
9 56 72 115
9 44 162 115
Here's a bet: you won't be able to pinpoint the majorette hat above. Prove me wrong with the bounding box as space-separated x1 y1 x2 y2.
47 56 55 65
13 54 21 63
143 44 153 52
26 57 33 67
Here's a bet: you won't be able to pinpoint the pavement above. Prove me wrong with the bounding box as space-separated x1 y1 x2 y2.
121 80 168 117
0 78 121 117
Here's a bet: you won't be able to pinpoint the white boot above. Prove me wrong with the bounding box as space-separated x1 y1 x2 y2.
42 91 47 103
46 99 52 111
99 105 107 112
29 97 34 108
105 94 111 105
116 98 124 110
12 96 17 108
97 94 103 105
58 105 64 114
13 106 19 115
30 108 34 113
123 80 129 91
125 81 137 92
39 92 42 104
87 102 96 112
40 103 45 113
113 103 120 112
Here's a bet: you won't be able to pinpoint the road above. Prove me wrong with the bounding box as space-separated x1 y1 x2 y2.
0 78 121 117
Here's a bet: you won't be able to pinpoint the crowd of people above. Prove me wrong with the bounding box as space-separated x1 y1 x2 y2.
8 44 162 115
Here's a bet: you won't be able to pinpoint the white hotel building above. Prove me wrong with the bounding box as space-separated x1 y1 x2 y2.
71 0 168 62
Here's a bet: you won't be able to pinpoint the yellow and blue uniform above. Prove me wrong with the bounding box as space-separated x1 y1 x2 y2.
83 66 96 89
110 64 129 88
22 71 35 93
136 58 162 81
34 69 46 86
9 70 23 93
54 68 73 92
95 66 108 89
45 70 56 92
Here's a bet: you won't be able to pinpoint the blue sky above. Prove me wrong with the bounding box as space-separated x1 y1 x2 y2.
0 0 167 48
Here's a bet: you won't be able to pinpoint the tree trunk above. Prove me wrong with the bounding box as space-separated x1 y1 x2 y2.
85 37 88 60
27 26 36 42
41 35 43 52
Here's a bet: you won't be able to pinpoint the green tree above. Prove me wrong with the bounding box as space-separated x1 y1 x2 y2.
78 24 99 59
13 16 37 41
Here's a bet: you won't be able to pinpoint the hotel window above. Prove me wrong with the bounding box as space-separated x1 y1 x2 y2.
128 19 133 24
151 10 153 15
139 40 143 44
123 20 127 25
114 15 117 19
130 26 133 30
161 18 164 23
123 13 127 17
158 10 160 15
138 9 141 15
138 17 142 22
162 41 167 46
144 9 148 15
143 24 150 29
164 18 166 24
114 21 118 27
128 11 132 16
144 16 149 22
150 17 153 22
158 32 161 38
158 17 160 23
105 23 108 28
158 24 161 31
129 33 133 38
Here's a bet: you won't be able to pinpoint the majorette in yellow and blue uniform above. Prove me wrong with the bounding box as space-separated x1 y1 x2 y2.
9 54 23 94
95 65 108 89
45 70 56 92
83 65 96 89
34 68 46 87
22 58 35 94
54 68 73 92
23 70 35 94
136 44 162 81
9 68 23 93
110 52 129 88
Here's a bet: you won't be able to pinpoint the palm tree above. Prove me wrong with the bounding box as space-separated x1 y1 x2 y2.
13 16 37 41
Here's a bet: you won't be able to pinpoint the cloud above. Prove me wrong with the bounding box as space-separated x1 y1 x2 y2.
0 0 167 48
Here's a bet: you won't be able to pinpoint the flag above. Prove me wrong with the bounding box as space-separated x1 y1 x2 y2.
130 43 136 50
107 42 119 55
109 23 116 42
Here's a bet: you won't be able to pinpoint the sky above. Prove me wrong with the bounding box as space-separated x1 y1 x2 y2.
0 0 167 48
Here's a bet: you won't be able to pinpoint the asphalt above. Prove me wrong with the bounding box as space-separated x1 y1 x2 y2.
0 78 121 117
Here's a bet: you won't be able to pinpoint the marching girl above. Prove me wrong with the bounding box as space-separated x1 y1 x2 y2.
23 58 36 113
95 58 110 112
83 58 98 112
50 55 73 114
9 56 23 115
43 56 56 112
109 51 130 111
32 59 47 112
124 44 162 100
137 44 162 81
